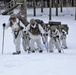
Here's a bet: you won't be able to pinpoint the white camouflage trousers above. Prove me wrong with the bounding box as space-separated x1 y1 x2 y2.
48 37 62 52
29 36 44 51
13 31 22 52
61 36 67 48
22 36 30 51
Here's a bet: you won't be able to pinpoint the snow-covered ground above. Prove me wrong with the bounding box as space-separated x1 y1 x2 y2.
0 8 76 75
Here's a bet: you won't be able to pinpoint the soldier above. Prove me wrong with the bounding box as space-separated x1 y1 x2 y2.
25 18 46 53
2 14 25 55
35 19 48 50
60 29 68 49
48 26 62 53
22 30 30 52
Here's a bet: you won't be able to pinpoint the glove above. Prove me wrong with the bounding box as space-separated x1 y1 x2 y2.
24 31 26 33
43 42 45 44
43 33 48 36
56 35 59 38
46 33 48 36
20 26 24 30
3 23 6 27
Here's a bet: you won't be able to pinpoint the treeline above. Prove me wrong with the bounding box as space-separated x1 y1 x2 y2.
1 0 75 7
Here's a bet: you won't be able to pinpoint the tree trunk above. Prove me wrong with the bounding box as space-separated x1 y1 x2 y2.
49 0 52 20
33 0 36 16
55 0 58 16
20 0 27 20
41 0 43 14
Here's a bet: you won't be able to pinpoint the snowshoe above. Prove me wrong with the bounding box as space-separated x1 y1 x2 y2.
13 51 21 55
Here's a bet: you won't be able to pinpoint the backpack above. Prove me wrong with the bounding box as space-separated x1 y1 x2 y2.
48 21 61 32
16 14 29 26
60 24 69 34
29 23 41 35
35 19 46 29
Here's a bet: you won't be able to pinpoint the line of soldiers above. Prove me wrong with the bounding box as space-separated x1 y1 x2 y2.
2 14 69 55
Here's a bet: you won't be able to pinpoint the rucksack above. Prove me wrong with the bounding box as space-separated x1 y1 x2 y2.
35 19 46 29
48 21 61 32
16 14 29 26
60 24 69 34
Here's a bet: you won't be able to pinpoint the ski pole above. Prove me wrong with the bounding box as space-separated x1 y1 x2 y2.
42 35 48 52
2 23 6 54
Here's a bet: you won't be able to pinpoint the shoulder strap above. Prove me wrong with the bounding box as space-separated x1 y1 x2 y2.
17 20 20 26
9 19 20 27
10 21 13 27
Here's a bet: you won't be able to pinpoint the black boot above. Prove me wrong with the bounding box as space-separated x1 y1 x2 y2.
24 49 27 52
58 50 61 53
39 50 43 53
27 48 31 54
13 51 21 55
32 50 35 53
64 47 68 49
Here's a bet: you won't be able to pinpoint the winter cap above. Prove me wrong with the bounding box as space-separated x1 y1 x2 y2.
51 26 56 30
30 19 35 24
9 14 16 20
